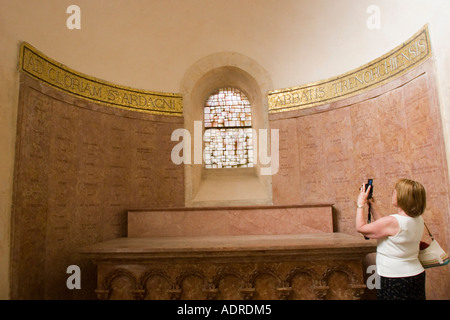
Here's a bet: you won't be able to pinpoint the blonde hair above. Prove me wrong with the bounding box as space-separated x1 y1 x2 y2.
395 179 426 217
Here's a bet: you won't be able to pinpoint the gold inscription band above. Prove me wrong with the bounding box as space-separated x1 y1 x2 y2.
19 25 431 116
268 25 432 113
19 42 183 116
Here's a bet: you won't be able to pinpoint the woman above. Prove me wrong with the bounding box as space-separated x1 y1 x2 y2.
356 178 426 300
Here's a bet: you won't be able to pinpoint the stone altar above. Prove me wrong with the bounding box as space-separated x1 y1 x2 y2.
81 205 377 300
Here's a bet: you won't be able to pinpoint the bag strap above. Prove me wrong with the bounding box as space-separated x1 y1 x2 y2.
424 221 434 240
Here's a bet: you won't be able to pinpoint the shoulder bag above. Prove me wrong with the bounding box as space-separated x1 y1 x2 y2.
419 222 449 269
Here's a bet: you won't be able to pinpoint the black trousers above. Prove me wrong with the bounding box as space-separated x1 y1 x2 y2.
377 271 426 300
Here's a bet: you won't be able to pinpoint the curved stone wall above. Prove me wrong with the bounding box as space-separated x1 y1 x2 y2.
269 58 449 300
11 73 184 299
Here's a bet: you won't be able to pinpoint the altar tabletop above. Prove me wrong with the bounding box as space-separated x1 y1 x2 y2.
80 232 377 261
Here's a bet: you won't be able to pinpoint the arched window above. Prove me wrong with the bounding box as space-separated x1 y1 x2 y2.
203 87 253 168
181 54 273 207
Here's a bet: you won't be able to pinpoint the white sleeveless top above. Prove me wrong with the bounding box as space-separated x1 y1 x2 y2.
376 214 425 277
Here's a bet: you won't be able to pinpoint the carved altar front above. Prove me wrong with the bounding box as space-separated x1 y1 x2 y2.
80 205 376 300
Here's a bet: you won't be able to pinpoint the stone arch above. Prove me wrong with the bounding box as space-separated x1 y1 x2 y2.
102 268 138 300
140 269 172 300
176 270 207 300
285 267 320 300
212 267 246 300
180 52 274 207
248 268 281 300
322 265 362 300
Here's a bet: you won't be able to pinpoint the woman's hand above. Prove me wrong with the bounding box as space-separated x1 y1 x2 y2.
355 182 398 238
357 183 371 207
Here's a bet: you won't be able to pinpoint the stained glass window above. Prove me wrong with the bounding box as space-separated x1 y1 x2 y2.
204 88 253 168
